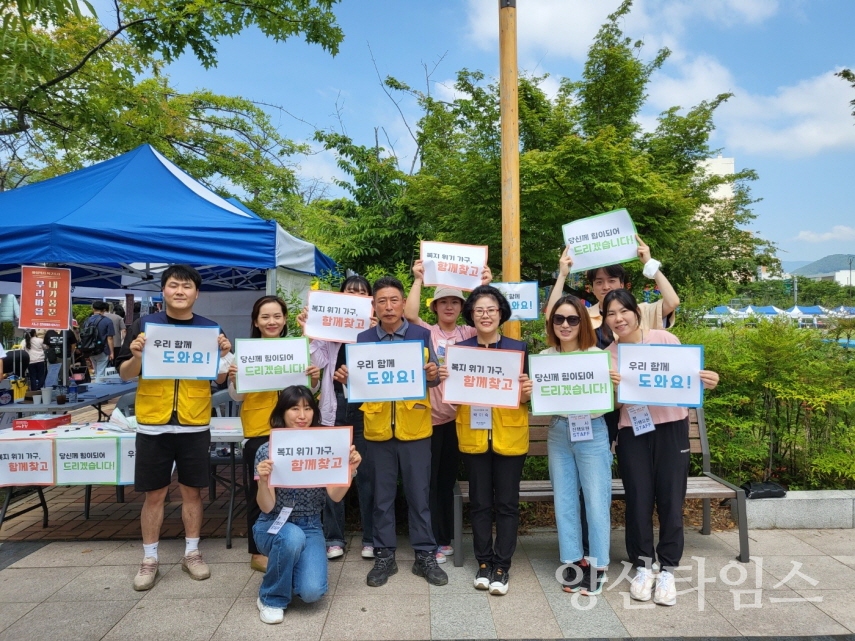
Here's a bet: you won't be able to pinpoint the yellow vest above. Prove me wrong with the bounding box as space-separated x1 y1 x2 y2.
456 405 529 456
240 390 278 438
360 397 433 442
135 377 212 426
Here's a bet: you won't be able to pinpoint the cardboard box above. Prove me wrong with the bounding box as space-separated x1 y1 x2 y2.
13 413 72 431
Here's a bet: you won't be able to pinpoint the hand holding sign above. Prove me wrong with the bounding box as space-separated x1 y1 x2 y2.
562 209 638 274
420 241 488 291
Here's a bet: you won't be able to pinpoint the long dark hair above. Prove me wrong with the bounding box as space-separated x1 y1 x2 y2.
250 296 289 339
340 275 371 295
23 329 35 350
602 289 642 327
545 295 596 350
269 385 321 429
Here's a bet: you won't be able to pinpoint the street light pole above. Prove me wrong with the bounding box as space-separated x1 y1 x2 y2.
849 256 853 302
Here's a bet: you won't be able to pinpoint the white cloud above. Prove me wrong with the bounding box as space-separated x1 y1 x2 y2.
796 225 855 243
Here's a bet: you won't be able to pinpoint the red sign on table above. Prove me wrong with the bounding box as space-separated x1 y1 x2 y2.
19 266 72 330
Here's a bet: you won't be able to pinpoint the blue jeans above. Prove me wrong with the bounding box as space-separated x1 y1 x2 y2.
90 351 109 378
252 513 328 609
548 415 612 567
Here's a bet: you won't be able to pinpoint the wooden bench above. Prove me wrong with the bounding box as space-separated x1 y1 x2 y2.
452 407 749 566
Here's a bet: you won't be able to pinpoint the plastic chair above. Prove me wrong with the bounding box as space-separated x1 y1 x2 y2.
209 389 244 501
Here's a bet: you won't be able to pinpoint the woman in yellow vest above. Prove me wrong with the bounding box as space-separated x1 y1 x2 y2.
450 285 532 596
228 296 319 573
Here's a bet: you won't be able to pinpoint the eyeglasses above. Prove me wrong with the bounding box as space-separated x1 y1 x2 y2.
552 314 582 327
472 307 499 317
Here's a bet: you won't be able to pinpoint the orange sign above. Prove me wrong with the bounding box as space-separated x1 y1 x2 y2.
19 266 71 330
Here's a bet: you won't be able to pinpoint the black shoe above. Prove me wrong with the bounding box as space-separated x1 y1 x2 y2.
561 560 588 593
474 563 492 590
412 551 448 586
488 567 509 595
366 549 398 587
581 565 605 596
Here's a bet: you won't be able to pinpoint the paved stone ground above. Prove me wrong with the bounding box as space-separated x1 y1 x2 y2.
1 528 854 640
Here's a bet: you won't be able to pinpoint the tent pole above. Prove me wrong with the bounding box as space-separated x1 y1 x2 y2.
266 269 277 296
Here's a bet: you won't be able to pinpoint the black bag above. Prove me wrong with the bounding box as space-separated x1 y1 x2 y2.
45 346 58 365
740 481 787 499
78 316 106 357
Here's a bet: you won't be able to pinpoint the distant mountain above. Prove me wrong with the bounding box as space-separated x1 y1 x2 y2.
793 254 854 276
781 260 812 274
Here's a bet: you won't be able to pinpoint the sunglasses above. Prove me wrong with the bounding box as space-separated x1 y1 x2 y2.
552 314 582 327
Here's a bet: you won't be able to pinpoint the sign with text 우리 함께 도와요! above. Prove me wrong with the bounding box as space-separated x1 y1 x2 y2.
420 241 488 291
562 209 638 273
234 337 310 393
345 341 427 403
141 323 220 380
528 351 614 416
492 282 539 321
617 343 705 407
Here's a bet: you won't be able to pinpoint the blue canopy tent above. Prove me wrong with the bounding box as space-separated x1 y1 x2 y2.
0 144 336 292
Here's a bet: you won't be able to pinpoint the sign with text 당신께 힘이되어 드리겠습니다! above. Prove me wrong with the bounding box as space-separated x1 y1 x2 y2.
562 209 638 274
234 337 310 393
528 351 614 415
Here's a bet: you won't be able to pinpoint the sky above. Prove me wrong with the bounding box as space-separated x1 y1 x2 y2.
159 0 855 264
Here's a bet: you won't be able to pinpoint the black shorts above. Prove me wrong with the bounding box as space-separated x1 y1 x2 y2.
134 430 211 492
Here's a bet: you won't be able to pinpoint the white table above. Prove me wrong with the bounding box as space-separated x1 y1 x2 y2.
0 381 139 421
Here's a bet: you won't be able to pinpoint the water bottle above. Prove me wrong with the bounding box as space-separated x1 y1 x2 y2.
68 379 78 403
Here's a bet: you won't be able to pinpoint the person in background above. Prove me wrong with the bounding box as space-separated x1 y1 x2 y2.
105 304 126 347
404 259 492 563
296 275 377 562
253 386 362 624
228 295 320 573
603 289 719 606
83 301 115 378
0 350 29 382
21 329 47 391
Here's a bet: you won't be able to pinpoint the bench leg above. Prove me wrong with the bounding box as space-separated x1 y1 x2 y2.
37 488 49 528
735 489 750 563
702 498 711 535
453 482 464 568
84 485 91 520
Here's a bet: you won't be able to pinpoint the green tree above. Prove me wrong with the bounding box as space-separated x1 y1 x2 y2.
838 68 855 118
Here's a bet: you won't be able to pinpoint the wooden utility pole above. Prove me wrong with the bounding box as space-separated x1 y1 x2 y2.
499 0 521 339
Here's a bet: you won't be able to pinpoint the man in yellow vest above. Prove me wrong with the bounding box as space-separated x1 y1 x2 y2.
116 265 232 591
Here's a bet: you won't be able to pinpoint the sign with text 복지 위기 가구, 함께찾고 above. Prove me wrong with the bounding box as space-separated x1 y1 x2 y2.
268 426 353 488
345 341 427 403
19 266 72 330
303 291 373 344
141 324 220 380
617 343 705 407
0 438 54 487
234 337 310 393
442 345 524 409
55 436 119 485
562 209 638 274
528 351 614 415
420 241 488 291
491 282 540 321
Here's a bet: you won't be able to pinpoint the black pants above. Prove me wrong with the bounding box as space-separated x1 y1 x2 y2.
462 448 526 571
27 361 47 391
429 420 459 547
243 436 268 555
368 436 435 553
616 418 690 572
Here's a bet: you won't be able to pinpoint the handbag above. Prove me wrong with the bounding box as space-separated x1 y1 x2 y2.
740 481 787 499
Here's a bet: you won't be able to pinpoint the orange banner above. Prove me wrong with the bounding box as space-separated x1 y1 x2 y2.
19 266 72 330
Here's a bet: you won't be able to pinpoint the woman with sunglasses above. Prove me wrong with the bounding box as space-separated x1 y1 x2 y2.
542 295 621 595
449 285 532 596
603 289 719 606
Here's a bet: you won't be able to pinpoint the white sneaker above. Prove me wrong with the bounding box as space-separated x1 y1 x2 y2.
653 569 677 606
257 597 284 624
326 545 344 559
629 567 655 601
361 546 375 559
439 545 454 556
435 550 447 564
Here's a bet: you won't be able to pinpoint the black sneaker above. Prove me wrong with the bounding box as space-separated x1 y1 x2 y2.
581 565 605 596
412 551 448 586
366 549 398 587
561 560 588 593
488 567 509 595
474 563 492 590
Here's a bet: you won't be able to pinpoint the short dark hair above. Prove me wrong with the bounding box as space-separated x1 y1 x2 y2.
585 264 627 286
372 276 405 297
92 300 108 312
545 294 597 350
340 275 372 296
602 289 642 326
250 295 288 339
269 385 321 429
112 303 125 319
462 285 512 326
161 264 202 290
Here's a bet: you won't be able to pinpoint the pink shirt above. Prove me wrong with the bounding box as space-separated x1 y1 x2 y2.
309 339 343 426
412 317 477 425
606 329 689 428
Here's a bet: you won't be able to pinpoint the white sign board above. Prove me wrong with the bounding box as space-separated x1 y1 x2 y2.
492 282 539 320
443 345 524 409
55 436 119 484
304 291 373 344
119 435 136 485
420 241 488 291
345 341 427 403
142 324 220 380
0 438 54 486
234 337 310 393
268 427 352 488
617 344 705 407
562 209 638 273
529 351 614 415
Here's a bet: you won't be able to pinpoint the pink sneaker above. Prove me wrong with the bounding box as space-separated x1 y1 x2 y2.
361 545 375 559
326 545 344 559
